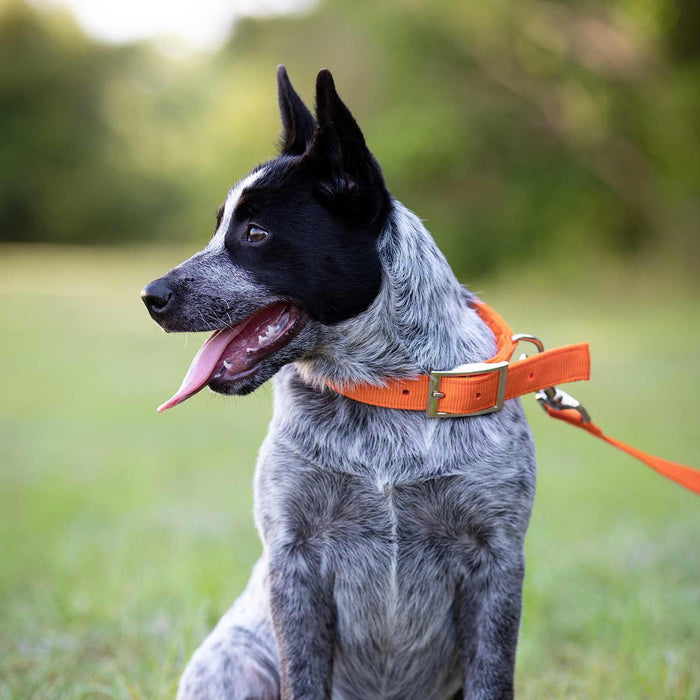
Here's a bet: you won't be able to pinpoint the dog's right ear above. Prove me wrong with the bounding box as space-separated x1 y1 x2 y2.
307 69 389 227
277 65 315 157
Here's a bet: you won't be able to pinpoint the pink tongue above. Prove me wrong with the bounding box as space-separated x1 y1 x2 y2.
157 326 243 413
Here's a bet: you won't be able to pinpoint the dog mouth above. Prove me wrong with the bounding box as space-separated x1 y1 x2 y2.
157 302 307 412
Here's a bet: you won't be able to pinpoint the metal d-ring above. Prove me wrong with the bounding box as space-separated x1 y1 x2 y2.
511 333 545 355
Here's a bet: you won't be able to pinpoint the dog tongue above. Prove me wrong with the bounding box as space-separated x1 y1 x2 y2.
157 327 243 413
157 303 297 413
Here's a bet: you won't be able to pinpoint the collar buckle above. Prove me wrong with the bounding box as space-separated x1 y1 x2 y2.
426 361 509 418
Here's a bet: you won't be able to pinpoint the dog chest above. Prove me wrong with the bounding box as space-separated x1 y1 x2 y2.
257 451 507 638
256 462 486 697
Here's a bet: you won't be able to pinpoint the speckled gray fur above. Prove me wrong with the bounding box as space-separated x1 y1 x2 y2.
177 201 536 700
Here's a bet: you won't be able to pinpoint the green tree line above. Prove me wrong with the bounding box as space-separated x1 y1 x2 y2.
1 0 698 277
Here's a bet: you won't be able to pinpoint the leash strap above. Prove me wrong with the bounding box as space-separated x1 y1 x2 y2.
327 301 700 496
542 405 700 496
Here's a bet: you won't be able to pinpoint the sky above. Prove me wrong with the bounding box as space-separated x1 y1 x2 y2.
30 0 315 52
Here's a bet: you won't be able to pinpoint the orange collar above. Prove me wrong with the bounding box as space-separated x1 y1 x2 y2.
329 301 590 417
326 301 700 497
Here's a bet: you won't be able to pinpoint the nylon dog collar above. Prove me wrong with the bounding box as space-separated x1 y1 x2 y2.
330 302 590 417
327 301 700 496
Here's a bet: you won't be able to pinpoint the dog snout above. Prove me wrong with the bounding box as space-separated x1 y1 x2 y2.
141 278 174 320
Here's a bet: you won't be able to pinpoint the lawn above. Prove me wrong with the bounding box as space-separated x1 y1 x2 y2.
1 245 698 699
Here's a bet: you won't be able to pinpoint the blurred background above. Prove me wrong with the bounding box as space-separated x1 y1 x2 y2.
3 0 700 275
1 0 698 697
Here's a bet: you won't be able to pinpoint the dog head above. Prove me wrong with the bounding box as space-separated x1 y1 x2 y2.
141 67 390 410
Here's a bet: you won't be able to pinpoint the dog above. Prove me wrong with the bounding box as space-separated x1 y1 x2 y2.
141 66 536 700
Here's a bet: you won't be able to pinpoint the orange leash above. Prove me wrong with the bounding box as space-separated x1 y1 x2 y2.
327 301 700 496
541 405 700 496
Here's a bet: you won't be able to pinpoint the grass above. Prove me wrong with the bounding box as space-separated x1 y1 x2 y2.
0 244 698 699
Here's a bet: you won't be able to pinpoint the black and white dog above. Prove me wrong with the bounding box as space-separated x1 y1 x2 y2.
142 67 536 700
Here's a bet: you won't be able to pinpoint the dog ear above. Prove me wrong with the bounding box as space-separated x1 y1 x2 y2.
277 65 315 157
307 69 388 226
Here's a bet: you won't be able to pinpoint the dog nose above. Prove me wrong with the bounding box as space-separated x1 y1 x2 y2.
141 279 174 318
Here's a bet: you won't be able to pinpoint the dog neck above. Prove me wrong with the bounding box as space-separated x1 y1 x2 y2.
295 200 497 388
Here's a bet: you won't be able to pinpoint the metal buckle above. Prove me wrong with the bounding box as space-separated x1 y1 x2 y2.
426 361 509 418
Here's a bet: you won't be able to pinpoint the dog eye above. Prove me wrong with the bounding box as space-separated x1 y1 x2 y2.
245 225 268 244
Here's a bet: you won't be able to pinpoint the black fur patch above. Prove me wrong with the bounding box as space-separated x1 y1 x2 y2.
221 70 391 325
224 156 386 324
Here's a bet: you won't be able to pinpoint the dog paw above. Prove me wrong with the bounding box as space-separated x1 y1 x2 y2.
177 640 279 700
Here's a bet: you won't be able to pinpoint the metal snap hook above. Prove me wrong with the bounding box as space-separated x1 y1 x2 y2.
511 333 592 423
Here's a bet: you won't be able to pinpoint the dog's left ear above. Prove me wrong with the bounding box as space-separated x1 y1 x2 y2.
277 65 315 156
307 69 389 226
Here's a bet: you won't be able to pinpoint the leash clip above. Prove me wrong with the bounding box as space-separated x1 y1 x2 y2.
536 387 591 424
511 333 592 424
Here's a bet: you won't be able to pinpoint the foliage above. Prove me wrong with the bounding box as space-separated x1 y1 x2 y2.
1 0 699 276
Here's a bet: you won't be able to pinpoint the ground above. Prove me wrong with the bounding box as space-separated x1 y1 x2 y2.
0 245 698 699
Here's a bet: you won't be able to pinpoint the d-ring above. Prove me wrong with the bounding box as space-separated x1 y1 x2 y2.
511 333 545 354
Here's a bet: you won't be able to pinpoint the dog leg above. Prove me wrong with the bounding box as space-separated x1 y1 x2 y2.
178 558 280 700
454 552 525 700
268 542 335 700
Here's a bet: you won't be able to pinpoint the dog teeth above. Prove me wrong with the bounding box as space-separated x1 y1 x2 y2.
220 313 291 372
258 322 282 345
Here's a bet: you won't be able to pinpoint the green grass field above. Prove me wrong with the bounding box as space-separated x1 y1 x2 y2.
1 245 699 699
